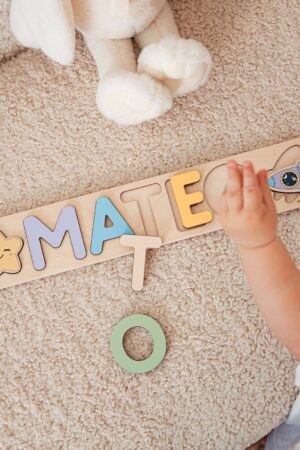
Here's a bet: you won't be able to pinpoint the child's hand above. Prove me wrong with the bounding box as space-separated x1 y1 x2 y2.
218 160 277 249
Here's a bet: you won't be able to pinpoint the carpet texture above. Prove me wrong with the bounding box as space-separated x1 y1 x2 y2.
0 0 300 449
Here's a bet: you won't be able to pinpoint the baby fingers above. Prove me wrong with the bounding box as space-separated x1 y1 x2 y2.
242 161 263 210
258 169 276 210
226 160 243 211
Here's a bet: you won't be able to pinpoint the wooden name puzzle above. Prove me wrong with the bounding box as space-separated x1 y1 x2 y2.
0 138 299 290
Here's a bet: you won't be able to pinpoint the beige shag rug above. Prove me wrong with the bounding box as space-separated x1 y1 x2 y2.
0 0 299 448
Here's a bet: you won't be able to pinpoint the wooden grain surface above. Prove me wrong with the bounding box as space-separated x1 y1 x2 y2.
0 138 299 290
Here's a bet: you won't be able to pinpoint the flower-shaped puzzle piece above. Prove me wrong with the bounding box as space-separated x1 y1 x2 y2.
0 231 23 276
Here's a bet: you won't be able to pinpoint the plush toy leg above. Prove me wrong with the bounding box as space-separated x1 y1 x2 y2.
136 3 212 97
85 37 172 126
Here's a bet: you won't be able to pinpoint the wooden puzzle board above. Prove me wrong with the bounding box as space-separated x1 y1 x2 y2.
0 138 299 290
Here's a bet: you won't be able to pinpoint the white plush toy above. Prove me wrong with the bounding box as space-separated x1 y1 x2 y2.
10 0 212 126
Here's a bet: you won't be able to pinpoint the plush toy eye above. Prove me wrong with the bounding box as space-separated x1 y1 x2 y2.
282 171 298 187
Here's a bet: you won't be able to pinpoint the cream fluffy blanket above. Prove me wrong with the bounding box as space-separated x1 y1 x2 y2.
0 0 299 449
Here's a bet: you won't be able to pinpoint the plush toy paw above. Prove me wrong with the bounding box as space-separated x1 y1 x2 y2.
96 69 172 126
138 36 212 97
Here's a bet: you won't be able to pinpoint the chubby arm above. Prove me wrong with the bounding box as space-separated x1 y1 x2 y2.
218 160 300 360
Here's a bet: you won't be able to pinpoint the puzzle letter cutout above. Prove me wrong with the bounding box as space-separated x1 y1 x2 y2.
0 138 299 290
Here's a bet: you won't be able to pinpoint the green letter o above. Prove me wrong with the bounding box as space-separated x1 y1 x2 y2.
110 314 166 374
